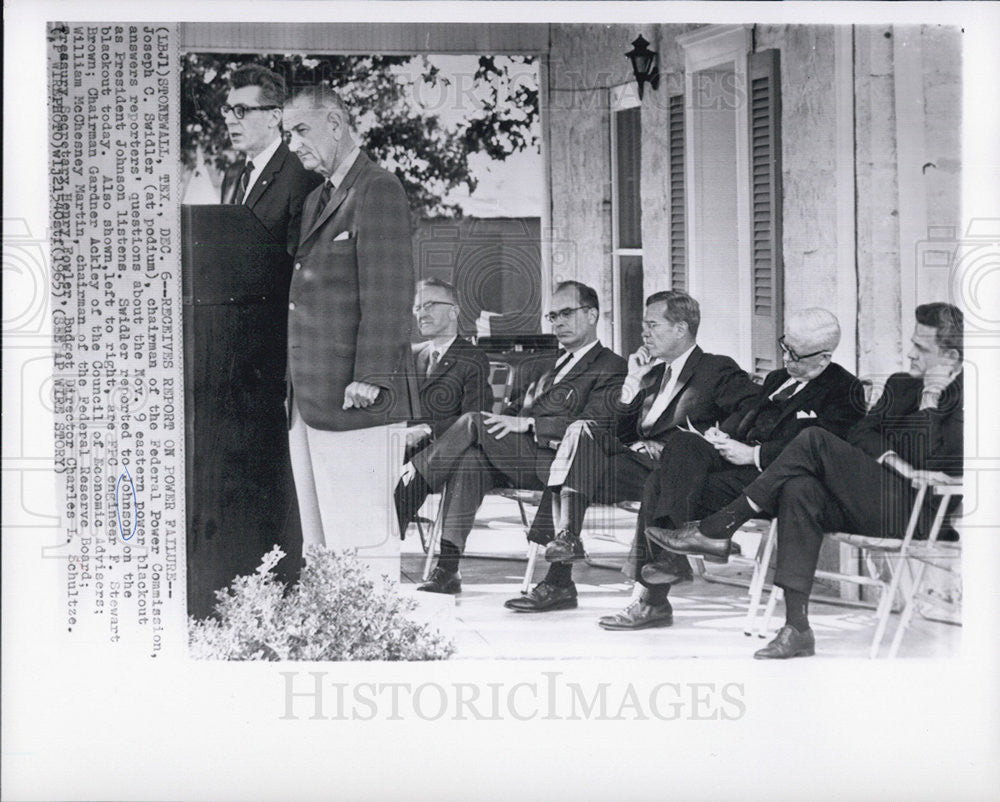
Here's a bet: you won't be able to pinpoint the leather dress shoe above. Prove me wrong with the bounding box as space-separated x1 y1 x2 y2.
598 597 673 630
544 529 586 563
646 521 733 563
753 625 815 659
417 566 461 595
640 553 695 585
504 581 578 612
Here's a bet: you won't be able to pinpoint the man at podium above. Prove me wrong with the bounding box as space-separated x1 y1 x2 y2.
220 64 322 253
283 85 414 574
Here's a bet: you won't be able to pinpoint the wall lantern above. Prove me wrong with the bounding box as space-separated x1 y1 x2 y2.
625 34 660 99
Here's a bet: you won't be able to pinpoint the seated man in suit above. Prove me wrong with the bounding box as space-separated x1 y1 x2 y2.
394 280 628 594
652 303 963 658
396 278 492 531
602 308 864 630
503 290 761 613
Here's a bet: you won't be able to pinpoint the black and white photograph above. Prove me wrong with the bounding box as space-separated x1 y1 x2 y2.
3 1 999 799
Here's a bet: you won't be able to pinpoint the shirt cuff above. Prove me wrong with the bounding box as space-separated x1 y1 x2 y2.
620 375 643 404
877 450 897 465
753 445 762 471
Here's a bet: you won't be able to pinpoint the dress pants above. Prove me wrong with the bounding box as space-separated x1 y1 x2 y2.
739 427 913 596
525 427 656 545
288 400 403 580
622 431 760 580
412 412 551 552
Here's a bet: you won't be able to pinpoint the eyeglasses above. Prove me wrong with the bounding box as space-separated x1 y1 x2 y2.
221 103 279 120
413 301 455 314
545 306 592 323
779 335 828 362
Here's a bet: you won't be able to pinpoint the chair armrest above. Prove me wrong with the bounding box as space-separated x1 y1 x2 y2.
932 481 962 497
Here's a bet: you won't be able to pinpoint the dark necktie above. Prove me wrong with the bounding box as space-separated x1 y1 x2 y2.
313 179 334 225
771 381 800 404
527 350 572 409
425 349 440 378
639 365 672 434
746 380 802 442
233 160 254 204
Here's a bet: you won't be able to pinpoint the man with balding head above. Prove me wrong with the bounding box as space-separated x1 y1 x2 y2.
600 308 864 630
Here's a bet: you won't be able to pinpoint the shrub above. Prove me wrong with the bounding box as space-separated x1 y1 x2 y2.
189 545 455 661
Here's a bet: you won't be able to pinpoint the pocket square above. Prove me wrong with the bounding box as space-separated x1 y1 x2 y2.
796 409 818 419
333 230 351 242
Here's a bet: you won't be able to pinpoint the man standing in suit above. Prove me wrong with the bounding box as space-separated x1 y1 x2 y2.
215 65 322 587
220 65 322 254
653 303 963 658
396 278 492 533
283 85 414 567
611 309 863 627
394 281 628 594
504 290 761 613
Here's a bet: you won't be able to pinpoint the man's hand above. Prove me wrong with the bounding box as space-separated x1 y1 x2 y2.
405 424 432 448
343 381 381 409
714 438 756 465
920 363 960 410
399 462 417 486
484 413 530 439
630 440 664 460
910 469 961 488
703 424 727 444
627 346 660 380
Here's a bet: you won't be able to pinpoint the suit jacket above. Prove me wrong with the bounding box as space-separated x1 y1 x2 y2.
847 371 963 476
504 343 628 449
720 362 864 469
615 346 760 445
288 152 414 431
409 337 493 438
221 141 323 253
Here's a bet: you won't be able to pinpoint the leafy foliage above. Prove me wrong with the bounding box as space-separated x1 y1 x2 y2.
181 53 538 218
188 545 455 661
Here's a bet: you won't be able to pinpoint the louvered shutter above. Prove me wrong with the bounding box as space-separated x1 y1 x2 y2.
668 92 687 292
749 49 783 380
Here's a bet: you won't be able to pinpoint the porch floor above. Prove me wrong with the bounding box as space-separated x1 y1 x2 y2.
398 494 961 660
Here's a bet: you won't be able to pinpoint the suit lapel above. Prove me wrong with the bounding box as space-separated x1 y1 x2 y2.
221 163 242 204
244 143 287 208
646 346 704 435
526 342 603 409
299 152 369 245
421 339 461 387
431 338 466 381
735 369 787 436
769 369 827 427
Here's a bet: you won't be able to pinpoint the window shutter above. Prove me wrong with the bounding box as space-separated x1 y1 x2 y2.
615 107 642 249
668 92 687 292
749 49 783 379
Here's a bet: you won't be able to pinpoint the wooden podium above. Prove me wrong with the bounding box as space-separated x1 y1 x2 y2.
181 204 302 619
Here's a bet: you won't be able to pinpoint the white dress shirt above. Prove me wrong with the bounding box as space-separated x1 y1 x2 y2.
553 338 600 384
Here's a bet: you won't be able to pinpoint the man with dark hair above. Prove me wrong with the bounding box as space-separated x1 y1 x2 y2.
283 84 413 566
503 290 760 614
398 278 492 493
394 281 627 594
220 64 322 250
652 303 964 658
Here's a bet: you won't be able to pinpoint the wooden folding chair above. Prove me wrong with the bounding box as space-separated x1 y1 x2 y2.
747 478 962 658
